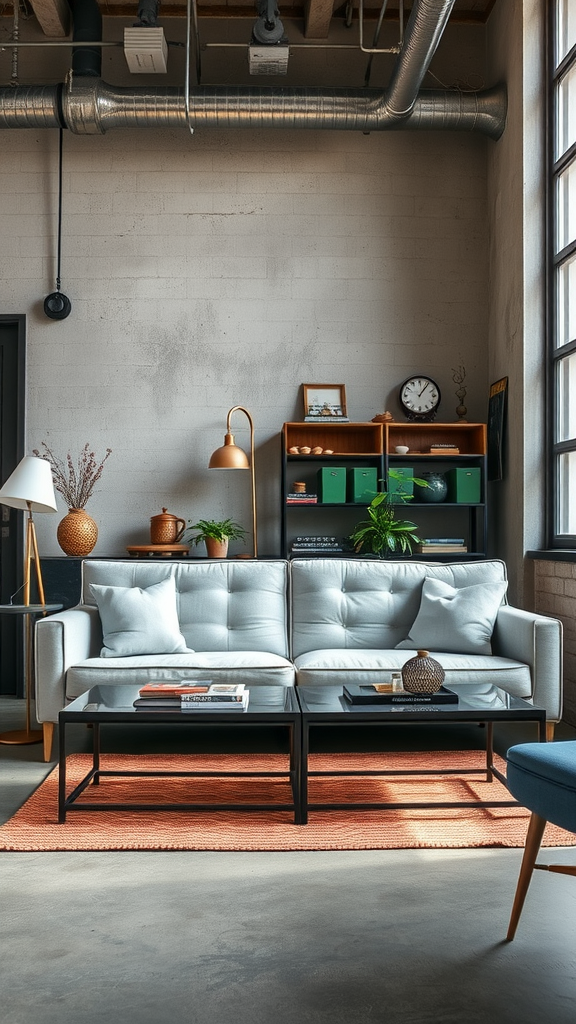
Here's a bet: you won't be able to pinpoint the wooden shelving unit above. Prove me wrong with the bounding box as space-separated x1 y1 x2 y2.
281 422 488 560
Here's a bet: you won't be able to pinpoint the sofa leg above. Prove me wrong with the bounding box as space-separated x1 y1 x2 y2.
43 722 54 763
546 722 555 742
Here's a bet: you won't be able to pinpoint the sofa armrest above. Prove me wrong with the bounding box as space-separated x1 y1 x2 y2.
492 605 563 722
35 605 101 724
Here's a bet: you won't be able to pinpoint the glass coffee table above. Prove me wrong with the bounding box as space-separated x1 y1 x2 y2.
58 684 302 823
296 683 547 824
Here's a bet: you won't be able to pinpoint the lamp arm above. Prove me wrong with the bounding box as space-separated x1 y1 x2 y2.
226 406 258 559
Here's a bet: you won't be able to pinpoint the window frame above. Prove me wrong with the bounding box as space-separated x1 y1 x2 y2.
549 1 576 548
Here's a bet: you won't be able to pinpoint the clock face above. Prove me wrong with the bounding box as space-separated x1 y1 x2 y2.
399 376 441 421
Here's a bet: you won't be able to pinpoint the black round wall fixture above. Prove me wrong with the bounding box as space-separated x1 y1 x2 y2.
44 291 72 320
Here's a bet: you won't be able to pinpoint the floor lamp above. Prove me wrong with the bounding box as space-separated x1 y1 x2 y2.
0 456 58 744
208 406 258 558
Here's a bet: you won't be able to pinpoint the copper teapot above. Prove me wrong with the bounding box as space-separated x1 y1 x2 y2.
150 508 186 545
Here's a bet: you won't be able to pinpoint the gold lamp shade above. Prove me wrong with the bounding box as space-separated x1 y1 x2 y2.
208 407 257 557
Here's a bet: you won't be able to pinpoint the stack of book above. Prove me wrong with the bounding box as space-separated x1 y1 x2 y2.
133 680 213 709
416 537 468 554
428 443 460 455
180 683 249 711
286 492 318 504
290 535 343 554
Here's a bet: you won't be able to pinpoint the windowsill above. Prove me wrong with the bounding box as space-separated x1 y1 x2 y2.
526 549 576 562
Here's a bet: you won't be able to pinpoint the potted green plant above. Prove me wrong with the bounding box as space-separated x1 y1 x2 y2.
186 518 247 559
349 470 428 558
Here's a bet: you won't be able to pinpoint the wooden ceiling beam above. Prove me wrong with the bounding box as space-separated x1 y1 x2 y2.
28 0 71 37
304 0 335 38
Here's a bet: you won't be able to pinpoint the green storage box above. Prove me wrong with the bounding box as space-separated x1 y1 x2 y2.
445 466 481 503
388 466 414 504
317 466 347 503
347 467 378 504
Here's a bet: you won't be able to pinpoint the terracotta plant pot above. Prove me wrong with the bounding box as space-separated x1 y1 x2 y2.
205 537 229 558
57 508 98 556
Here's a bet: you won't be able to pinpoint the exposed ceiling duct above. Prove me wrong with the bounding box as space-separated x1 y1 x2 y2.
0 0 507 138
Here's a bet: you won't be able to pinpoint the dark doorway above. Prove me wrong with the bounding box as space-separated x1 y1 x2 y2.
0 316 26 696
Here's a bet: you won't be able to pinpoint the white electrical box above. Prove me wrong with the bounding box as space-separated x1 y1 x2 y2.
124 28 168 74
248 45 289 75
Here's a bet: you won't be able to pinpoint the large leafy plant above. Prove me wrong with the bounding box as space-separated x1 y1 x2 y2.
349 470 428 557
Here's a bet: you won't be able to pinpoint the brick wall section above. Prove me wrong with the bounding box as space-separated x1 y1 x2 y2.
534 560 576 727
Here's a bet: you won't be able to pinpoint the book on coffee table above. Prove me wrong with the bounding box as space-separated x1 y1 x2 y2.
138 680 212 698
343 684 458 705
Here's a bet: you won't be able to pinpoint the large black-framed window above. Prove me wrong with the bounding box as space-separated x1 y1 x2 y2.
550 1 576 547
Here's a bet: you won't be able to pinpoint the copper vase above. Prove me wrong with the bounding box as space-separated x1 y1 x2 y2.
57 508 98 556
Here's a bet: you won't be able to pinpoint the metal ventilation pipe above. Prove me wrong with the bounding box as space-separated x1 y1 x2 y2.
0 0 507 138
70 0 102 78
386 0 456 119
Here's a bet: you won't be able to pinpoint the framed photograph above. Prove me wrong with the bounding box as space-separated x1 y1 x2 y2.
488 376 508 481
302 384 348 420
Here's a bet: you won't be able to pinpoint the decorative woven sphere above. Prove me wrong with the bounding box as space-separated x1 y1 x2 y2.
57 508 98 556
401 650 445 693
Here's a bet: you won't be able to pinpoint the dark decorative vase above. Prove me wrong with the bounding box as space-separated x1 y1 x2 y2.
414 472 448 503
401 650 445 693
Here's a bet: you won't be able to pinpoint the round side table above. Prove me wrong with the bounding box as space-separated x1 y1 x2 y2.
0 603 63 745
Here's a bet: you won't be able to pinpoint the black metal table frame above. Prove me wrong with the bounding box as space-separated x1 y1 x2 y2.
58 698 303 825
297 698 547 825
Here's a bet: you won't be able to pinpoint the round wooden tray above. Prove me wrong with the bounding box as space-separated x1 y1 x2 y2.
126 544 190 558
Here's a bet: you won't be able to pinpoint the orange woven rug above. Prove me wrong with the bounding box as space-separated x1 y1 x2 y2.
2 751 575 852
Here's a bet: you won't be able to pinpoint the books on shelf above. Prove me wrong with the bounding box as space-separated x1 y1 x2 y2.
416 537 467 553
343 684 458 705
429 445 460 454
417 545 468 553
304 416 349 423
286 493 318 504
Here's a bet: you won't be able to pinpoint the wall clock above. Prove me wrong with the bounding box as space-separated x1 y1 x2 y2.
398 375 441 421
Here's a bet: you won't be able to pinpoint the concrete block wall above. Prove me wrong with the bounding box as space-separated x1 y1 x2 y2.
0 125 489 557
533 561 576 727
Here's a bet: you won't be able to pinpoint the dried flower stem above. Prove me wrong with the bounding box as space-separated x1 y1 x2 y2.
33 442 112 509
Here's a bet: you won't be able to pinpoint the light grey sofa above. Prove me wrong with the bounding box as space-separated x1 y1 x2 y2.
35 557 563 761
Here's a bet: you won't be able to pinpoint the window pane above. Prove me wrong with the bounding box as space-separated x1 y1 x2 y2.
556 353 576 440
555 252 576 347
557 0 576 66
556 159 576 252
557 451 576 534
556 63 576 159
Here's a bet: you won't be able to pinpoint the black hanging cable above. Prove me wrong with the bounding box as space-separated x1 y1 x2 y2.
44 128 71 320
56 127 63 294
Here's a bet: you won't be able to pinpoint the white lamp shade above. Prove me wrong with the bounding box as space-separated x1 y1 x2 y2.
0 456 58 513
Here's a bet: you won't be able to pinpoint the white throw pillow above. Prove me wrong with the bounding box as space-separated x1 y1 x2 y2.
89 577 193 658
395 576 508 655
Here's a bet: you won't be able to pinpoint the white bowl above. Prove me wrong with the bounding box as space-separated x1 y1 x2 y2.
395 445 409 455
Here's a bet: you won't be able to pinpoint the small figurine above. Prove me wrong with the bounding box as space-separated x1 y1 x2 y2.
371 410 394 423
452 365 468 422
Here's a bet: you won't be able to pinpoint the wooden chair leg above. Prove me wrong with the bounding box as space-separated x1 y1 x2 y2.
42 722 54 763
546 722 555 741
507 812 547 941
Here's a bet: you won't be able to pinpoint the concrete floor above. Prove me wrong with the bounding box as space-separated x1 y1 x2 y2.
1 697 576 1024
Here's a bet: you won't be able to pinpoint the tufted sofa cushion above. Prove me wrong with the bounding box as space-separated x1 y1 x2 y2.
82 559 290 658
290 558 509 659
